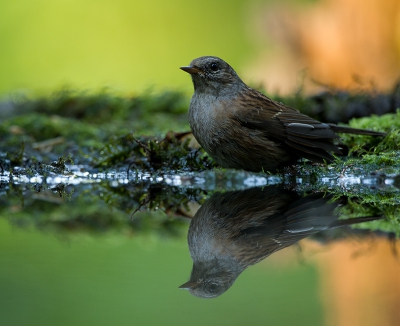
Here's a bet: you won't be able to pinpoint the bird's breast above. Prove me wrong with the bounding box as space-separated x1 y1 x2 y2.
188 94 233 148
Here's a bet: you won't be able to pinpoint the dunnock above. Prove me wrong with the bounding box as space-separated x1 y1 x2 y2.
179 186 381 298
181 56 386 172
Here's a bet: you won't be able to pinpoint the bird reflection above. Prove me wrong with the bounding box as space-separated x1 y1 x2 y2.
179 186 380 298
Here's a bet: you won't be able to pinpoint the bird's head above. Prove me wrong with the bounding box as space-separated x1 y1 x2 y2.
179 272 238 299
180 56 243 95
178 258 241 299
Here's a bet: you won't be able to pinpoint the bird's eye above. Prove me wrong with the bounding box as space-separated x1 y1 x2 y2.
208 283 219 293
210 62 220 72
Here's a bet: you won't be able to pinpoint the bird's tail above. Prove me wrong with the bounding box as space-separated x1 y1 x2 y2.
328 124 386 136
331 215 383 228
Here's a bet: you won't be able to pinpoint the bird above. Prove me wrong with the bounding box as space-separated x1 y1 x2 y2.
180 56 386 172
179 186 381 298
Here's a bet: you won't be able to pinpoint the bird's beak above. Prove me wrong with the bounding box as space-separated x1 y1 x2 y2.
178 280 200 290
180 66 202 74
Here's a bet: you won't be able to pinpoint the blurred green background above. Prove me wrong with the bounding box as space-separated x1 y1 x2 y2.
0 0 261 96
0 219 322 326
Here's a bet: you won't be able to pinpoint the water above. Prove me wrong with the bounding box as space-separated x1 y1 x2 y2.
0 166 399 326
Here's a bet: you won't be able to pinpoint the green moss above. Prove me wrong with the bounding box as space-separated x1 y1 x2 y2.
6 88 190 136
346 109 400 130
336 194 400 236
339 110 400 154
0 88 399 237
94 132 215 172
1 112 102 145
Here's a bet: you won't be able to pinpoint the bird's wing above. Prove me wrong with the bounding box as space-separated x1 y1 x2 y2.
238 193 337 250
232 89 342 162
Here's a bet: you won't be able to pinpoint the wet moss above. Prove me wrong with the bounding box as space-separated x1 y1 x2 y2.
94 131 215 172
339 110 400 154
1 87 398 173
0 87 399 237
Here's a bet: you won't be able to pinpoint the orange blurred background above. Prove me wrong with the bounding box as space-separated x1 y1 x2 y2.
246 0 400 94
